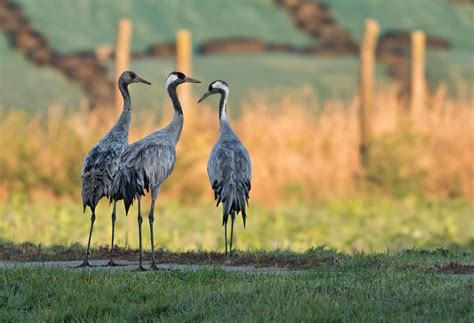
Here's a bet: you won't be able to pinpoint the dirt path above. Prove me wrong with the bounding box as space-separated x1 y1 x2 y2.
0 259 293 273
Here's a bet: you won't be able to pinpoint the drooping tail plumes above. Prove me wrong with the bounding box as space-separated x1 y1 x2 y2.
109 166 148 214
81 170 112 213
213 173 251 227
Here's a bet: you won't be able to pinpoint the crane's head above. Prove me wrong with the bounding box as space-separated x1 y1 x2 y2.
197 80 229 103
165 71 201 89
119 71 151 85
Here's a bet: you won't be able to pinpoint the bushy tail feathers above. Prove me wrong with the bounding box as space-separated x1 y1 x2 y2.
110 166 147 215
81 171 111 213
214 174 250 227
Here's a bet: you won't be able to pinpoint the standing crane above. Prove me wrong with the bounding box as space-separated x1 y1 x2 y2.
79 71 151 267
197 80 252 255
110 71 200 271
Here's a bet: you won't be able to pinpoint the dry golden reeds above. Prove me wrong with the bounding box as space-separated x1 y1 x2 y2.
0 86 472 204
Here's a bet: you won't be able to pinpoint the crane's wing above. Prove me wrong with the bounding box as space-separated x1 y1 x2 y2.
81 142 123 211
208 142 252 225
124 141 176 187
82 142 122 177
111 140 176 213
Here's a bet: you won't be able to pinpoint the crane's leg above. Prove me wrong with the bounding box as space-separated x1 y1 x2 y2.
76 210 95 268
149 190 158 270
229 213 235 255
136 197 146 271
224 220 228 256
107 201 117 266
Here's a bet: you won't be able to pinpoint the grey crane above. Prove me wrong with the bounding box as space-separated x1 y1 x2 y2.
197 80 252 255
110 71 200 271
79 71 151 267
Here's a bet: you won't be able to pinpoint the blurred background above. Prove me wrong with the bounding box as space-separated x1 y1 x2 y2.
0 0 472 252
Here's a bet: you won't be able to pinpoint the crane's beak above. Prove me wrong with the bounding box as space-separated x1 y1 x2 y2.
197 91 213 103
184 77 201 84
136 77 151 85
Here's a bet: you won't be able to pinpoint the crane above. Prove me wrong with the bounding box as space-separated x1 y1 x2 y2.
110 71 200 270
197 80 252 255
79 71 151 267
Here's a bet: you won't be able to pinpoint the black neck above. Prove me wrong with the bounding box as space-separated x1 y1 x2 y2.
119 80 131 110
167 84 183 115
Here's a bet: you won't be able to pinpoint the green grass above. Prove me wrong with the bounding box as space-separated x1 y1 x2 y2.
1 197 472 253
1 50 391 111
3 1 473 111
0 249 472 321
1 0 471 111
427 50 474 96
15 0 474 52
0 34 84 111
124 54 392 113
15 0 312 53
2 49 472 112
326 0 474 51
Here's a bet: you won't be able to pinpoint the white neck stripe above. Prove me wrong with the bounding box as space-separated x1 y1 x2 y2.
165 74 179 89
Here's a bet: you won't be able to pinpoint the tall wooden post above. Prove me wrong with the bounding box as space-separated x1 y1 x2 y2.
176 29 192 108
411 30 426 117
115 19 133 113
359 19 379 169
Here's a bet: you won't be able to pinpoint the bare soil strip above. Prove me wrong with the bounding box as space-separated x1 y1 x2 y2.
1 243 472 274
0 244 321 269
0 260 292 273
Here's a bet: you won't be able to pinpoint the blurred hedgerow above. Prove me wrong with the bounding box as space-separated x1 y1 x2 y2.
0 86 472 204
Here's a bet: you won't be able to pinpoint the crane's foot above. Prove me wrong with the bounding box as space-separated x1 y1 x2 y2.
134 265 147 272
149 263 171 271
75 260 91 268
104 259 123 267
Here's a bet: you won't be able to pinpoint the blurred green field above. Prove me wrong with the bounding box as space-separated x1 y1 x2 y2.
15 0 311 53
326 0 474 51
15 0 474 52
2 0 473 111
0 34 84 110
124 54 392 113
2 44 473 112
1 197 472 252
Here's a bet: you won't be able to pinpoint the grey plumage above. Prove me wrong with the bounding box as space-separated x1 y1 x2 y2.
110 123 179 213
78 71 150 267
110 71 201 270
208 123 252 226
81 129 128 213
198 80 252 254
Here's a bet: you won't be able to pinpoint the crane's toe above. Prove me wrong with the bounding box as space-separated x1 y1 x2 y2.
105 259 124 267
135 265 148 272
75 260 92 268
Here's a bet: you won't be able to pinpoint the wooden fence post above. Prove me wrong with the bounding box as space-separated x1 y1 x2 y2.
176 29 192 107
410 30 426 118
115 18 133 113
359 19 379 169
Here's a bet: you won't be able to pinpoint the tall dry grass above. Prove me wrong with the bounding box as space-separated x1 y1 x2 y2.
0 86 473 205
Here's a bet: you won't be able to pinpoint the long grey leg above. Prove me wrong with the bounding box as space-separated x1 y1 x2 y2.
136 197 146 271
229 213 235 255
224 221 228 256
149 189 158 270
77 210 95 268
107 201 117 266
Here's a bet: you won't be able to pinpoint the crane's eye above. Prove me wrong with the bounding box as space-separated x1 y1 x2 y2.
129 73 136 79
177 72 185 79
208 84 213 91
